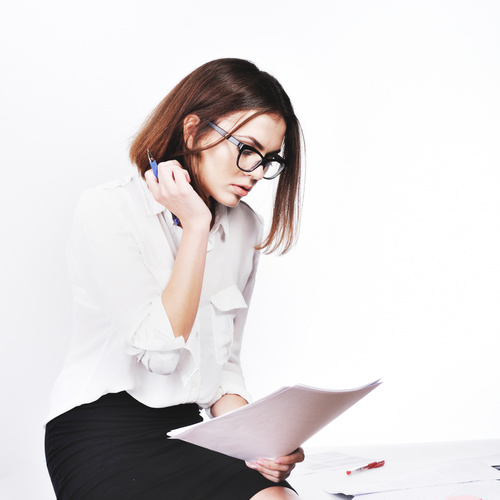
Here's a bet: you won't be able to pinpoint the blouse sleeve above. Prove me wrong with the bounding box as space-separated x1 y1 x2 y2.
219 246 260 404
212 207 263 408
68 187 191 376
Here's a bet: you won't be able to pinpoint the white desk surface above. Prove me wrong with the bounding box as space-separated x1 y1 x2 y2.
1 439 498 499
290 439 500 499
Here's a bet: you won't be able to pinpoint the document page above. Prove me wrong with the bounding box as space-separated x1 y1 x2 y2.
352 480 500 500
297 450 373 475
168 380 381 462
321 458 500 496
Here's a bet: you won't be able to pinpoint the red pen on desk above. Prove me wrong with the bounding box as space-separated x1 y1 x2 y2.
346 460 385 475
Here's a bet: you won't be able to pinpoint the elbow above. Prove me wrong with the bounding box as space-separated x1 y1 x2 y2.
137 350 182 375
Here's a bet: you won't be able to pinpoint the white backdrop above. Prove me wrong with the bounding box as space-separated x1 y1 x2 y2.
1 1 499 498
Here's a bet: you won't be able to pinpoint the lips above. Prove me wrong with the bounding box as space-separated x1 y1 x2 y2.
232 184 252 197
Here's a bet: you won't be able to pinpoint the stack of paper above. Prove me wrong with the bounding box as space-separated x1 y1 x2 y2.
320 457 500 499
169 379 381 462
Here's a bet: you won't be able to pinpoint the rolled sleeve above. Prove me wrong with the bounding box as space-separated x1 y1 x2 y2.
126 296 187 375
129 296 185 352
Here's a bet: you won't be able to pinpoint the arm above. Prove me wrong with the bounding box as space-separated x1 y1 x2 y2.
210 394 248 417
160 221 209 341
145 161 212 342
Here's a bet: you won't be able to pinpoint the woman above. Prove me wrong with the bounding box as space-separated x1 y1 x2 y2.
45 58 304 500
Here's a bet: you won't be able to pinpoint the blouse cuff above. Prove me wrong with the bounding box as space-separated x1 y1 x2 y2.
130 296 187 352
127 297 200 380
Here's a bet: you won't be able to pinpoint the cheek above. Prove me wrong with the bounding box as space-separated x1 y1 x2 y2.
209 148 237 177
198 141 240 189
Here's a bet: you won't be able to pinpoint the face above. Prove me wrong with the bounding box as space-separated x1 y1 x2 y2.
195 111 286 207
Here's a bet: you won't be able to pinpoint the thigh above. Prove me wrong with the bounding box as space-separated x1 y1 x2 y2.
45 393 296 500
251 486 300 499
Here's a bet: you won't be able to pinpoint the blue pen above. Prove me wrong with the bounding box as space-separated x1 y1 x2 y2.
146 149 180 226
147 149 158 179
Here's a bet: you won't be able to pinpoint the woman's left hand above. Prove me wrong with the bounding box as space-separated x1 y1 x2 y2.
245 447 305 483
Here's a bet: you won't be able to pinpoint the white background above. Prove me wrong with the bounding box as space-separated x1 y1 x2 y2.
1 1 499 497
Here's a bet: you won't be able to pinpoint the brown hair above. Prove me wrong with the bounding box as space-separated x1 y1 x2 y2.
129 58 303 254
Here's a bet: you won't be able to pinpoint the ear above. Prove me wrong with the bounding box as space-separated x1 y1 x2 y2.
183 114 201 150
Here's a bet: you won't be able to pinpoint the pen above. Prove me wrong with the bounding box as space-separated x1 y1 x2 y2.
147 149 158 179
146 149 180 226
346 460 385 475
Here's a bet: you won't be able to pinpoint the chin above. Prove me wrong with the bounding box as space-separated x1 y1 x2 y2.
220 199 241 208
214 194 241 208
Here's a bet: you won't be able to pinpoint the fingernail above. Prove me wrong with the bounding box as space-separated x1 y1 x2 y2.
247 462 258 469
256 460 264 466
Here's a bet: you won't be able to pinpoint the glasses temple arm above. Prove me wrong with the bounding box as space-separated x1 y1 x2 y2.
207 121 242 148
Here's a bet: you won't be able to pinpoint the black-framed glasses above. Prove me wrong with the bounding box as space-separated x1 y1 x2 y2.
207 121 286 180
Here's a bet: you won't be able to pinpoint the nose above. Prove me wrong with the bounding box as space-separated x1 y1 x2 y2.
246 165 265 182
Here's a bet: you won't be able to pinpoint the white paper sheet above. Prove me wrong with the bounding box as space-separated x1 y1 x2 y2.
352 480 500 500
298 450 373 475
168 380 381 462
321 459 500 496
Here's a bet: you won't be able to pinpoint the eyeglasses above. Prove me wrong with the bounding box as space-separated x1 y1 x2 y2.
207 121 286 180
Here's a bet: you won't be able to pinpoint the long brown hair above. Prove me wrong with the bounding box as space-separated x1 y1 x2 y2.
129 58 303 254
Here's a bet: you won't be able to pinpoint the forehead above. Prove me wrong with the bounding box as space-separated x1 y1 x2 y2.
219 111 286 151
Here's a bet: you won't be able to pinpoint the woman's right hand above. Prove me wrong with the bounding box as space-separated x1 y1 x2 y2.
145 160 211 229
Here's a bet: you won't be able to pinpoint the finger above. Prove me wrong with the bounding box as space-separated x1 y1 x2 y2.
275 447 305 465
260 472 287 483
259 467 292 482
246 463 290 483
145 169 160 190
254 459 291 472
171 167 191 187
247 461 295 480
157 164 191 191
157 162 177 183
157 159 184 174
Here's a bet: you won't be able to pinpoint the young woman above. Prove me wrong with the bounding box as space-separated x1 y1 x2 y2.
45 58 304 500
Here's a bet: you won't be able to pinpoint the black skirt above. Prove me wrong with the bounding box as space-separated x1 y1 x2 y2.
45 392 295 499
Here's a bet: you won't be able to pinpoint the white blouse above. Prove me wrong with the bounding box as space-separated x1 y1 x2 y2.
46 174 262 423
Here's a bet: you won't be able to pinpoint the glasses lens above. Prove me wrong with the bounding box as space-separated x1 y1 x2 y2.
238 148 262 171
237 147 285 179
262 160 285 179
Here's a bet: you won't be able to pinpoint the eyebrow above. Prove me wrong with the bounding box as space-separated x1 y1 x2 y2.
234 134 282 156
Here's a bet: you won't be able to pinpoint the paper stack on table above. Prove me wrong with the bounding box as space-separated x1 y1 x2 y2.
320 456 500 500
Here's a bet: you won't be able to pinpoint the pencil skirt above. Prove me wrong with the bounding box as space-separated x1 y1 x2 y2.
45 392 295 500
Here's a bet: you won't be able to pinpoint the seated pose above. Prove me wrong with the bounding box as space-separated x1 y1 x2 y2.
45 58 304 500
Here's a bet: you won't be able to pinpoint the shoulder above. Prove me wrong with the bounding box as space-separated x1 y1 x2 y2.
76 175 146 220
78 175 132 208
74 175 149 239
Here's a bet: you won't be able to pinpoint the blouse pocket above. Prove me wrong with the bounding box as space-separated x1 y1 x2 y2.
210 285 248 365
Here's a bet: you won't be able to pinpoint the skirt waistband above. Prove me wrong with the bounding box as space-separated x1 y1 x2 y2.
47 391 203 433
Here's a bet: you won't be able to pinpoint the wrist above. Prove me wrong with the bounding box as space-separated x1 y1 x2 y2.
181 214 211 233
